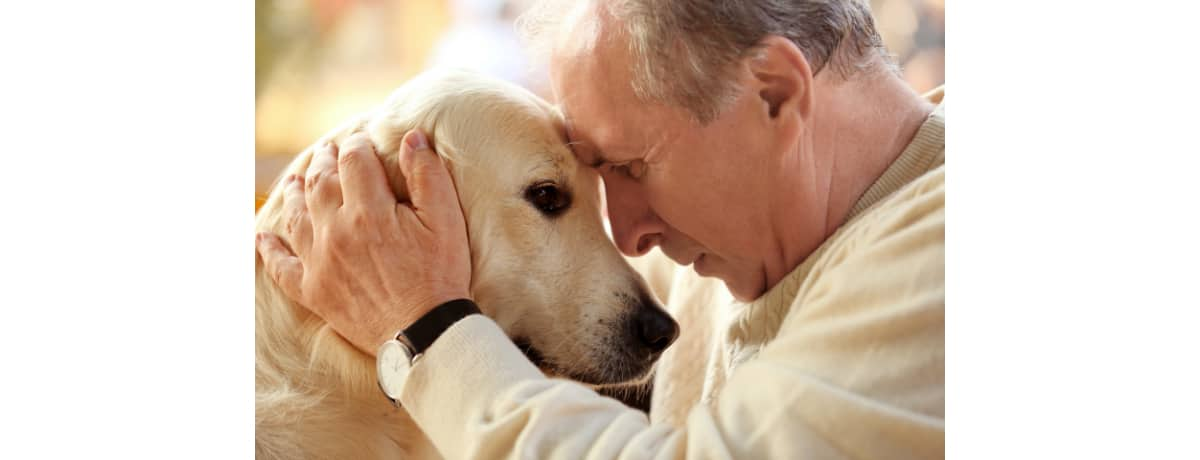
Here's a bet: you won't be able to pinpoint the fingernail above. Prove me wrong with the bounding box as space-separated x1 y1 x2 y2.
406 130 428 151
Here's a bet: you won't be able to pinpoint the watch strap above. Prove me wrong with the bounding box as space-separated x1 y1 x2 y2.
403 298 481 354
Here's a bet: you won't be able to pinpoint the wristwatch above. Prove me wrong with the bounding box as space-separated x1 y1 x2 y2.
377 298 481 407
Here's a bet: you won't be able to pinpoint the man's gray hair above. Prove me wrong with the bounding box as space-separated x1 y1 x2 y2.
518 0 890 123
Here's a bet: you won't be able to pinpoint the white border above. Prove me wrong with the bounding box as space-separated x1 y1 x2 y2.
0 1 253 457
2 0 1199 458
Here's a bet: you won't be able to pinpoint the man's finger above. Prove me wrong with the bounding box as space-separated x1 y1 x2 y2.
280 174 313 258
398 130 461 226
337 132 395 210
255 232 304 301
305 142 343 219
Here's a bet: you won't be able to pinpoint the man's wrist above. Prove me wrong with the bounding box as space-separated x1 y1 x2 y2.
375 298 480 404
396 298 481 355
380 293 472 346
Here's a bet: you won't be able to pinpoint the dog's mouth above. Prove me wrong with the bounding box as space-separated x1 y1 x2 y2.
512 337 548 368
510 336 655 386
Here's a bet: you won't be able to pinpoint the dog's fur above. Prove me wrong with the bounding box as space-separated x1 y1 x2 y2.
255 70 673 459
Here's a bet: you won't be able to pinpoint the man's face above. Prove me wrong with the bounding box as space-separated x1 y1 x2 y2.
549 36 787 302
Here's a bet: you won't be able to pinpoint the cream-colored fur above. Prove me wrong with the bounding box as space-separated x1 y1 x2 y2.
255 69 670 459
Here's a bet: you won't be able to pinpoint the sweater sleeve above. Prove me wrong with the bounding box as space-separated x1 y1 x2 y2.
398 170 945 460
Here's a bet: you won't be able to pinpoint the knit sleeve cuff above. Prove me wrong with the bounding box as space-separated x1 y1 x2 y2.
398 314 545 454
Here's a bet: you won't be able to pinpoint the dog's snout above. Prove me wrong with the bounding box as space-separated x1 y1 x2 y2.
633 304 679 354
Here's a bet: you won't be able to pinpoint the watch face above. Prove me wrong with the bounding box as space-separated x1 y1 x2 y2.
376 340 412 400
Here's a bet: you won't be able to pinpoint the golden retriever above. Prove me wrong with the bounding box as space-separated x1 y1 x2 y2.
255 69 679 459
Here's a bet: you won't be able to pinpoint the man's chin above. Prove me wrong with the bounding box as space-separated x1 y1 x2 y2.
687 255 766 301
721 275 767 303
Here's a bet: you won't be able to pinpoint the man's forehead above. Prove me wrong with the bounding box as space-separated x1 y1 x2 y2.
559 110 602 164
550 57 602 108
555 95 591 142
562 113 645 169
554 76 625 145
549 46 646 164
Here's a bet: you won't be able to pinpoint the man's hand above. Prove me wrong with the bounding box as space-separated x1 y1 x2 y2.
255 130 472 355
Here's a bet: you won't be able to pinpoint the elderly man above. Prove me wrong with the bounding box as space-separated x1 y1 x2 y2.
256 0 944 458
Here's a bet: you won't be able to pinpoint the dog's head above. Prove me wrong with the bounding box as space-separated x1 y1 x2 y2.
260 69 677 385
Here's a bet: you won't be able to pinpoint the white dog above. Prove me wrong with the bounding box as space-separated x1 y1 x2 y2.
255 69 679 459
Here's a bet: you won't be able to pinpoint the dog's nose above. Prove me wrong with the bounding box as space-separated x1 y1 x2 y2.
633 305 679 354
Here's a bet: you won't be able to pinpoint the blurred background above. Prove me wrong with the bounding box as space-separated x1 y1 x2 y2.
255 0 945 209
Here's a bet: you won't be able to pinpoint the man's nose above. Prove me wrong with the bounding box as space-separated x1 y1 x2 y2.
603 177 664 257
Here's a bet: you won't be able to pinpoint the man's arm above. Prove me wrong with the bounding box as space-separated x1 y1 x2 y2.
400 171 946 459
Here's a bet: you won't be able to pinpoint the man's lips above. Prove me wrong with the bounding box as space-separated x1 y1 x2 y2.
677 252 711 276
693 254 712 275
663 249 702 266
661 244 706 270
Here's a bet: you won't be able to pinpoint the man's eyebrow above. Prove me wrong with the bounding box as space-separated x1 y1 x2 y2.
568 140 608 168
562 116 609 168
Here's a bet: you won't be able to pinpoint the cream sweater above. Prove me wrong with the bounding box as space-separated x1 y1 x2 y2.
399 90 946 460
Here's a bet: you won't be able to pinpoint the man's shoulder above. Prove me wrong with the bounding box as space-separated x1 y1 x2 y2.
760 167 944 418
869 164 945 235
822 165 944 269
777 165 945 333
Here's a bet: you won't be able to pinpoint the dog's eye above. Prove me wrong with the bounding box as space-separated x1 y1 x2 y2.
524 183 571 217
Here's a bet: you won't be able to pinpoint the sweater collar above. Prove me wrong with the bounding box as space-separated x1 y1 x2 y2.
846 87 946 222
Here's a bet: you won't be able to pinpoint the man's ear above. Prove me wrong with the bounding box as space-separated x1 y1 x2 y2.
747 35 814 122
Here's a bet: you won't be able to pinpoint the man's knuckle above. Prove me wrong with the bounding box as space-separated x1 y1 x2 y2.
349 209 372 227
413 159 438 176
339 145 373 165
307 170 338 193
338 149 359 167
286 210 307 235
347 132 376 150
279 175 299 194
272 264 291 284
